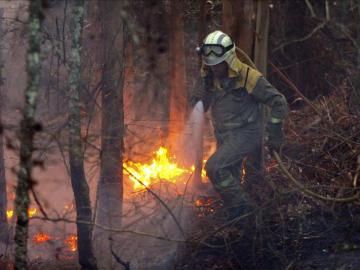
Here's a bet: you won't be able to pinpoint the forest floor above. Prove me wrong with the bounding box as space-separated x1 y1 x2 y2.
175 191 360 270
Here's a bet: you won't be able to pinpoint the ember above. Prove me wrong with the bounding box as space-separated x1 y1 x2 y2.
63 203 74 214
33 232 51 244
241 165 246 183
65 234 78 252
194 196 216 217
195 196 214 207
266 159 278 172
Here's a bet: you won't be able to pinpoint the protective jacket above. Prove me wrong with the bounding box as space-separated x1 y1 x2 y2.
192 57 287 132
191 55 287 208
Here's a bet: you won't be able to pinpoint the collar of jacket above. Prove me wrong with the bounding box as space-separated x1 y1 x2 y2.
216 76 240 91
201 54 263 94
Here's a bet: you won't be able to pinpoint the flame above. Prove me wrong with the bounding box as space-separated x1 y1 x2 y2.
63 203 74 214
6 210 13 219
194 196 215 217
124 147 190 191
65 234 77 252
195 197 214 207
64 203 74 211
33 232 51 244
241 165 246 183
28 208 37 217
190 159 207 178
6 207 37 219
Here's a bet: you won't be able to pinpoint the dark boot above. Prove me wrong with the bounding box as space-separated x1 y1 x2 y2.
219 187 252 221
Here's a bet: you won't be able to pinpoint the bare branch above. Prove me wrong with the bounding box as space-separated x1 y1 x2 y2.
274 152 360 203
269 61 322 115
123 166 186 238
30 216 186 243
325 0 330 21
304 0 317 18
273 21 327 53
110 237 131 270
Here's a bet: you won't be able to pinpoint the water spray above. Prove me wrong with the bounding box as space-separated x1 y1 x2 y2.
188 101 205 189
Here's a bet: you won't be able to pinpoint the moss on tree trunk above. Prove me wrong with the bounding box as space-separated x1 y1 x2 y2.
14 1 43 269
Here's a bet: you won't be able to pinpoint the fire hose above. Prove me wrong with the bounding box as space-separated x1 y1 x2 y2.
273 151 360 203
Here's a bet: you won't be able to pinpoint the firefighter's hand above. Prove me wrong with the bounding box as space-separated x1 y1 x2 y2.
267 122 283 154
190 76 215 112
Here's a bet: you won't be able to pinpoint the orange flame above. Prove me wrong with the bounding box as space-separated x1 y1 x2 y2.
28 208 37 217
63 203 74 215
194 196 215 216
194 197 213 207
33 232 51 244
241 165 246 183
124 147 190 191
190 160 207 178
65 234 77 252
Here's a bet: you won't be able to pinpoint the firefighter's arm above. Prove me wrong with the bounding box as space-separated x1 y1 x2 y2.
190 75 214 112
249 76 287 122
248 76 288 153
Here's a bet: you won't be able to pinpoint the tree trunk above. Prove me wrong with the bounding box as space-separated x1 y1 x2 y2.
0 8 8 244
222 0 255 56
254 0 270 173
14 1 42 269
254 0 269 75
68 1 98 269
124 39 135 122
94 1 124 268
168 0 187 145
198 0 211 50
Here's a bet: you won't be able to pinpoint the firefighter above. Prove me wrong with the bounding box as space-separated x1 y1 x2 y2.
192 30 287 215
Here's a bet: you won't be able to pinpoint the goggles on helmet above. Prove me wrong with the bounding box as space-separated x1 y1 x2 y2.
196 43 234 57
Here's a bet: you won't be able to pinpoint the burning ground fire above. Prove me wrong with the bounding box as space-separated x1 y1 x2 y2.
5 147 204 256
123 146 206 191
64 234 78 252
33 232 51 243
32 232 78 252
7 207 78 252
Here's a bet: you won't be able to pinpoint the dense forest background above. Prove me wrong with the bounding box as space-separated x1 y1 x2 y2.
0 0 359 269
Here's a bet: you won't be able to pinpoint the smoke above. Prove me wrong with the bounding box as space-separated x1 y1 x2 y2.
178 101 204 166
112 101 207 270
188 101 205 187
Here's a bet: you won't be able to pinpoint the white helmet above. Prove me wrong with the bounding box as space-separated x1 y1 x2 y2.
197 30 236 66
